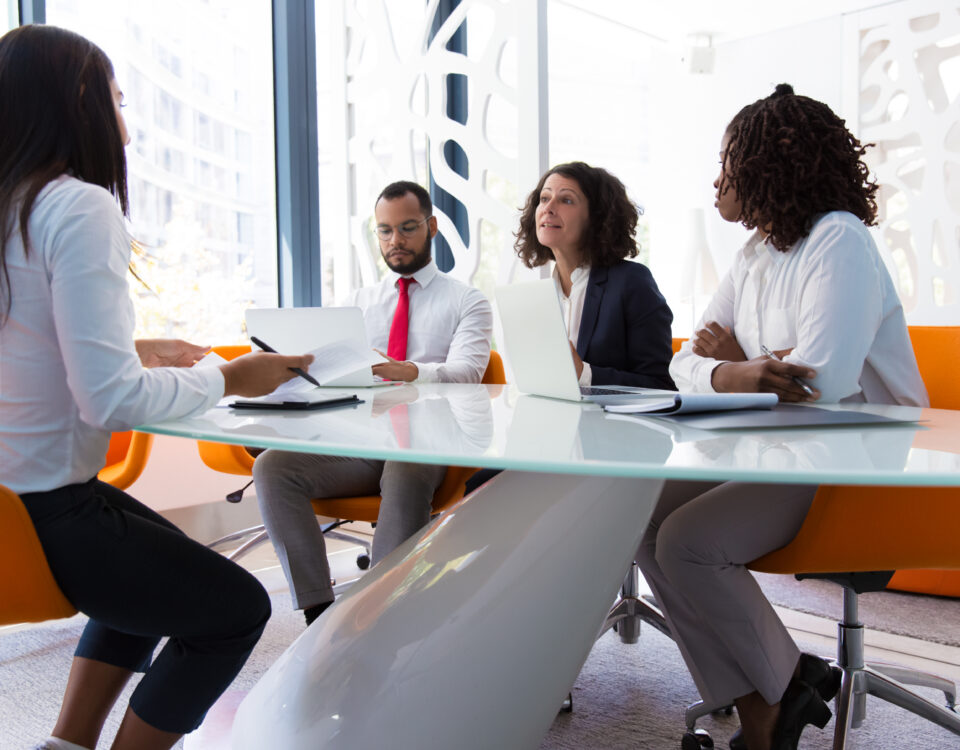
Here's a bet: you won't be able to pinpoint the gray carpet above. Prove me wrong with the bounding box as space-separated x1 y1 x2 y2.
755 572 960 648
1 595 958 749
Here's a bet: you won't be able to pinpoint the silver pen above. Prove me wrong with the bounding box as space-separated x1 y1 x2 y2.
760 345 815 396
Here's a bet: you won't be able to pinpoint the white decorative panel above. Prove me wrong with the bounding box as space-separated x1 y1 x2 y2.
855 1 960 322
320 0 547 305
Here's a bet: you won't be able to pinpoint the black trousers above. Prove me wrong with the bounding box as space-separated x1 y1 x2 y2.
21 478 271 734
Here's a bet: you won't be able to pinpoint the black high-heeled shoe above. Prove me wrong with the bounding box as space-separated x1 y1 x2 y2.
770 680 832 750
728 728 747 750
797 653 841 701
728 654 839 750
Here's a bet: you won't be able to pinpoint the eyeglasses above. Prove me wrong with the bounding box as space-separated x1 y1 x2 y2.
375 216 431 240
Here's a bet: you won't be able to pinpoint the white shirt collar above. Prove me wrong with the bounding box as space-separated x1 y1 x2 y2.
551 263 590 298
387 257 439 289
742 230 768 259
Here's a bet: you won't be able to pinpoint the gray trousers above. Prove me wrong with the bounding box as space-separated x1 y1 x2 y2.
636 480 817 708
252 450 446 610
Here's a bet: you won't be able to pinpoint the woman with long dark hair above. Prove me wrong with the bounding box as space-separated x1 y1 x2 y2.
637 85 928 750
0 25 311 750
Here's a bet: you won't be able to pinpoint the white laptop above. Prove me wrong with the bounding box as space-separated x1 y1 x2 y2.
244 307 390 387
494 279 674 406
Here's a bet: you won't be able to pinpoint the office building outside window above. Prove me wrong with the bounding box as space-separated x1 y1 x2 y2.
47 0 278 344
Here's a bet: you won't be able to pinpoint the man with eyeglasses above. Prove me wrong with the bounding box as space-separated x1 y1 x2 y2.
252 180 493 627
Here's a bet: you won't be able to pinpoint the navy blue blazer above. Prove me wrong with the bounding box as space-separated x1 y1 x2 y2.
575 260 676 390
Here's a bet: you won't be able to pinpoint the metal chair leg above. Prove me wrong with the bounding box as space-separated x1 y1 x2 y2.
869 662 957 709
864 666 960 735
207 524 267 551
226 528 270 561
831 668 858 750
829 587 960 748
598 563 670 643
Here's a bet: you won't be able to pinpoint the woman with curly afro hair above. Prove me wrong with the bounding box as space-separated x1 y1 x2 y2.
636 85 928 750
514 161 674 390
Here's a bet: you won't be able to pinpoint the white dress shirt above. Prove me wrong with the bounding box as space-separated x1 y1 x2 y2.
344 259 492 383
0 176 224 494
551 264 593 386
670 211 928 406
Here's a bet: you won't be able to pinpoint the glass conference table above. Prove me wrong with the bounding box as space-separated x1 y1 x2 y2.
138 383 960 750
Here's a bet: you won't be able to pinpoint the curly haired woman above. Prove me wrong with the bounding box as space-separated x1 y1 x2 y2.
515 161 675 389
636 85 928 750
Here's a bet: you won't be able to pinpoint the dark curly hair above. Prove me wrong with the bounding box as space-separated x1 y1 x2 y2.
722 83 878 252
515 161 640 268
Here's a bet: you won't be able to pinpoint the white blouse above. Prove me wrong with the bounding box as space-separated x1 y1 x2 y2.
551 264 593 386
670 211 928 406
0 176 224 494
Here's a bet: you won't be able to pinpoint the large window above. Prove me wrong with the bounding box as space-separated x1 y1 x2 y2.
314 1 543 309
48 0 278 344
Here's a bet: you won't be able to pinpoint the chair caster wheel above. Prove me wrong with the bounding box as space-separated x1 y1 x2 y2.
681 729 714 749
559 692 573 713
712 706 733 717
356 553 370 570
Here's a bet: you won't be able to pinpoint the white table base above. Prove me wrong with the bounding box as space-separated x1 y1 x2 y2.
232 471 663 750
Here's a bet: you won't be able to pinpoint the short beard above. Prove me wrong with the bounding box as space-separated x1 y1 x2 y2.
384 234 432 275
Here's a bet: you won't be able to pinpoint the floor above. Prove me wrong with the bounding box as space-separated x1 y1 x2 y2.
212 509 960 688
7 498 959 749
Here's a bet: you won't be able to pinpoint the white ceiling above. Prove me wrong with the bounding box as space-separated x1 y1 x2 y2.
555 0 902 45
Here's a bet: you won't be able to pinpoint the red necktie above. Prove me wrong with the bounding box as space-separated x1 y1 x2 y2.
387 277 414 361
389 403 411 449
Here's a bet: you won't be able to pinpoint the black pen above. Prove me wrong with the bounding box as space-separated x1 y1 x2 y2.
249 335 321 387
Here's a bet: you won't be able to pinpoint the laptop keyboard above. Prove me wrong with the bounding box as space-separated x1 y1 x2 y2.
580 386 640 396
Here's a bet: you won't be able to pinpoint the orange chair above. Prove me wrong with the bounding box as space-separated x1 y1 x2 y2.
0 483 77 625
885 326 960 596
197 345 255 479
202 350 506 565
742 325 960 745
98 431 154 489
1 427 153 628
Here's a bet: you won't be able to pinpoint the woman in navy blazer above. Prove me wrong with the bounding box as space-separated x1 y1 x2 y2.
515 161 675 390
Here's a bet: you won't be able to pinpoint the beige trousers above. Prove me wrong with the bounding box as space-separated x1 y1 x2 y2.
636 480 817 707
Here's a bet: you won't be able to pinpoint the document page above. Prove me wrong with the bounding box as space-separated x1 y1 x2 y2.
266 339 382 397
305 338 383 385
603 392 778 416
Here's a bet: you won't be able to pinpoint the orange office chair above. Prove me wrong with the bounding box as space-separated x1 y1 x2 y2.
0 483 77 625
98 431 154 490
202 350 506 566
1 429 154 628
197 345 256 477
671 331 960 587
884 326 960 597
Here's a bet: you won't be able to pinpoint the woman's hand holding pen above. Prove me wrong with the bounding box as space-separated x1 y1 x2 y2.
220 352 315 397
711 357 820 402
692 322 747 362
